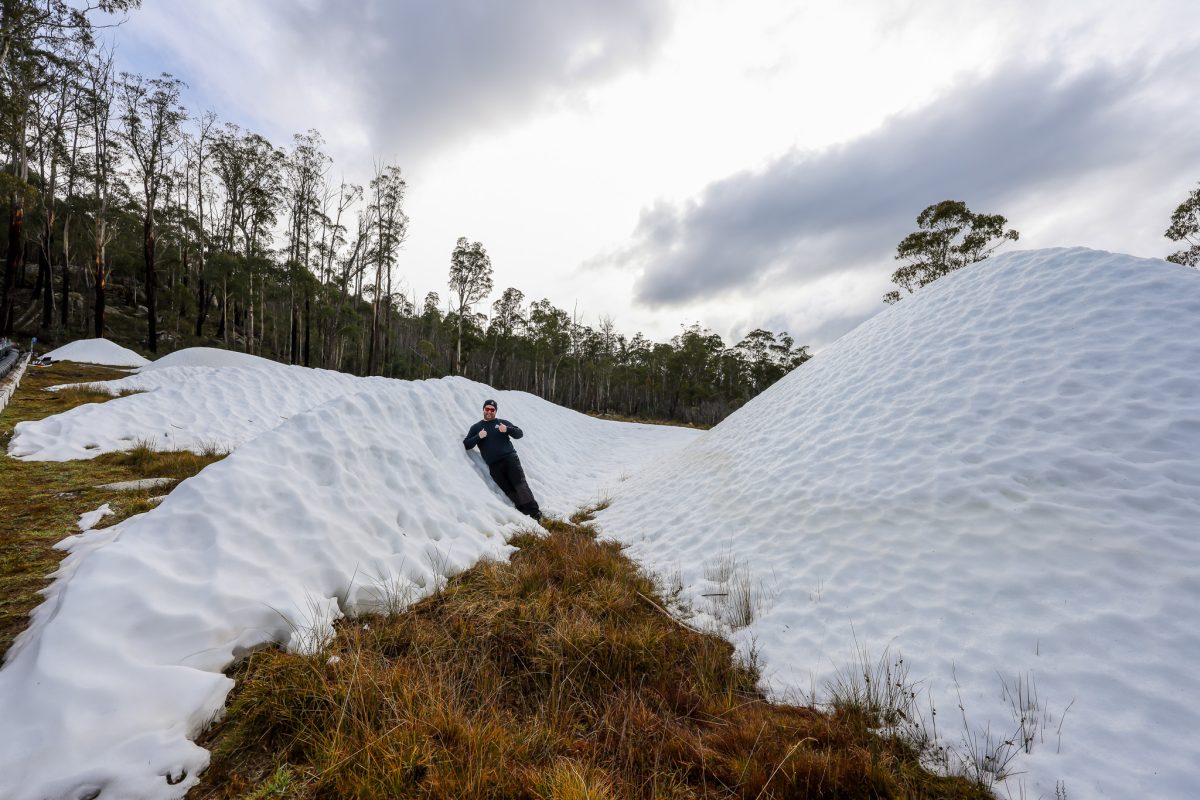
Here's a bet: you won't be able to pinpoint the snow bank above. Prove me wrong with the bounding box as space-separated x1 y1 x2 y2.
598 248 1200 798
43 338 149 367
0 374 697 799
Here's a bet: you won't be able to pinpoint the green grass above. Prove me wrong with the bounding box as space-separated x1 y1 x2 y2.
193 508 989 799
0 362 225 659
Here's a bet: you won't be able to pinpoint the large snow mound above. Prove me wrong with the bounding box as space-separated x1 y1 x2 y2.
139 346 281 371
598 248 1200 798
0 373 697 799
43 338 149 367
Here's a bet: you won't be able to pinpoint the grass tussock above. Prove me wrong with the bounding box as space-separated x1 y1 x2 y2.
194 509 987 799
113 437 229 478
0 361 225 659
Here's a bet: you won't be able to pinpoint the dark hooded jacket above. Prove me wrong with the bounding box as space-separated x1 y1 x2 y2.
463 418 524 465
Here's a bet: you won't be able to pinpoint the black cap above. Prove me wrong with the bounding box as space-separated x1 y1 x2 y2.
483 398 497 410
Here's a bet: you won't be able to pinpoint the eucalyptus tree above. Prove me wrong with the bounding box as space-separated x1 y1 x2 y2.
486 286 524 385
528 298 569 398
58 64 87 329
365 163 407 374
1165 182 1200 268
448 236 491 375
80 45 121 337
182 110 217 336
733 328 810 395
280 130 331 363
0 0 141 333
212 123 282 349
885 200 1019 304
28 56 72 331
120 71 185 350
0 1 38 333
595 314 616 409
318 179 361 367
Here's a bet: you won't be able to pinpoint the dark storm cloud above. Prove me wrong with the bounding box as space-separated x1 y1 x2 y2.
273 0 673 158
613 53 1200 307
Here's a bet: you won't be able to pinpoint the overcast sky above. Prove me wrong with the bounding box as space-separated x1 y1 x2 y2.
109 0 1200 349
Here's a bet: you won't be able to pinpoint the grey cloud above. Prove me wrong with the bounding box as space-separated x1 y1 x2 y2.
272 0 673 159
614 51 1200 307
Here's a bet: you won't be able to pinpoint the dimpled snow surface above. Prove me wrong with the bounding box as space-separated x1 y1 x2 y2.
597 248 1200 798
0 364 697 799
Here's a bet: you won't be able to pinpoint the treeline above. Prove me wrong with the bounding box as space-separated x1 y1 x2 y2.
0 0 809 424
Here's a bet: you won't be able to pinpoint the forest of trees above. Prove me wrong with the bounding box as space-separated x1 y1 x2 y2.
0 0 810 425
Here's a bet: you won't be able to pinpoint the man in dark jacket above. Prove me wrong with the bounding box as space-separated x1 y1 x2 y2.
463 398 542 520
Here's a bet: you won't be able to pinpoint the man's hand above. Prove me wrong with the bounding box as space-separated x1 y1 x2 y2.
477 428 488 439
497 423 507 434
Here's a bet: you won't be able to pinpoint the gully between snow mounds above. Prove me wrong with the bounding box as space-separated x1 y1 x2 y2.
0 368 699 800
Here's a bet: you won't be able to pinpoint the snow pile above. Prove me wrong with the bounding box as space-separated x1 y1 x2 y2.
76 503 113 531
598 248 1200 798
43 338 149 367
0 373 697 799
9 362 373 460
139 346 280 371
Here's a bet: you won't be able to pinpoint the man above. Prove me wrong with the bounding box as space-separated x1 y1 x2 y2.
463 398 542 520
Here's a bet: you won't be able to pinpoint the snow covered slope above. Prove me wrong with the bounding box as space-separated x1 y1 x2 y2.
598 248 1200 798
44 337 149 367
0 373 697 799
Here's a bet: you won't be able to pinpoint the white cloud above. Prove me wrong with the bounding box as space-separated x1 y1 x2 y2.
106 0 1200 348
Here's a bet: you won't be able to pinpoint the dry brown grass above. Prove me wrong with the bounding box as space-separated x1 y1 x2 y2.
194 510 988 799
584 411 713 430
0 362 224 660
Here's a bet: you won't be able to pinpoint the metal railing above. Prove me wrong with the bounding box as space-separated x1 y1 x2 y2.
0 339 22 381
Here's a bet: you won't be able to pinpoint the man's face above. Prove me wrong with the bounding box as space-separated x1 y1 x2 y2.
483 405 496 421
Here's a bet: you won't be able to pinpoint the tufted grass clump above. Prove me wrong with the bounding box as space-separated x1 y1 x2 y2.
194 508 988 799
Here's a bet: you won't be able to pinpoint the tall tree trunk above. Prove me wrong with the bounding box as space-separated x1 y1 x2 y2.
39 218 53 330
61 213 72 329
2 199 24 335
288 283 297 364
195 277 207 337
93 249 106 338
144 211 158 351
33 253 44 297
455 315 463 376
303 289 311 367
247 273 255 354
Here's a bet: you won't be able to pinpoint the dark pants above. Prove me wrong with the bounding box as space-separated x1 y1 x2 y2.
488 454 541 519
